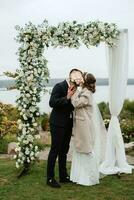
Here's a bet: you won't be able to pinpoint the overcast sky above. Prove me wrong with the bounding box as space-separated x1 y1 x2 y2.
0 0 134 78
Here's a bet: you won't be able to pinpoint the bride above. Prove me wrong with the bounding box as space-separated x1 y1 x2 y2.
70 72 107 186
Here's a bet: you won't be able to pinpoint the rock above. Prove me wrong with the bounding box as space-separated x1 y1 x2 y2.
125 142 134 153
39 131 51 145
7 142 18 155
126 155 134 165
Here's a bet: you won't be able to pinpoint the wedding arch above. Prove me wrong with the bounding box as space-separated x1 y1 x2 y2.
15 20 133 175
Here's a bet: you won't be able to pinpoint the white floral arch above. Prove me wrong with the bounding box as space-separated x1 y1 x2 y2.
14 20 133 175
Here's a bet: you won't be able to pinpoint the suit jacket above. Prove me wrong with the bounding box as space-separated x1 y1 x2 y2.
49 80 74 128
71 88 95 153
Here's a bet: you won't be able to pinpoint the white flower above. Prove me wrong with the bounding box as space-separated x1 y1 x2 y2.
23 140 29 144
29 65 33 70
36 112 40 116
18 152 23 157
33 97 36 101
27 75 34 81
16 162 20 168
29 106 36 113
35 151 39 157
18 159 21 163
15 146 21 152
23 114 28 120
25 149 30 155
27 134 34 142
30 151 34 156
17 137 21 142
35 135 40 140
35 145 39 150
33 122 38 127
25 86 30 91
22 127 27 135
27 158 30 163
13 155 17 159
25 93 31 98
31 156 35 160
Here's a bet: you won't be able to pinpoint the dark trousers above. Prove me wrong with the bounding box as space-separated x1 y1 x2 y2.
47 123 72 180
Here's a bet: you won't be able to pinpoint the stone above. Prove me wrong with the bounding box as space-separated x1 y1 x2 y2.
7 142 18 155
125 142 134 153
39 131 51 145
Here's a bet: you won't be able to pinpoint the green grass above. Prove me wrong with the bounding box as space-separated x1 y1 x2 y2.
0 159 134 200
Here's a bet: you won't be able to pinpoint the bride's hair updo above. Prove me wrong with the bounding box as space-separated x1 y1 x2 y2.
83 72 96 93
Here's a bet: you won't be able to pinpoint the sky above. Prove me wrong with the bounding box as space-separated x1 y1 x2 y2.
0 0 134 78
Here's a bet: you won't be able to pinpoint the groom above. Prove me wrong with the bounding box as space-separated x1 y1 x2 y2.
46 69 83 188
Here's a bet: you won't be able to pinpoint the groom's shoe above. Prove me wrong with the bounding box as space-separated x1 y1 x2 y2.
60 176 72 183
47 178 61 188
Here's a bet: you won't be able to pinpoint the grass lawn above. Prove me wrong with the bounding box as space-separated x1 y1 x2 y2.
0 159 134 200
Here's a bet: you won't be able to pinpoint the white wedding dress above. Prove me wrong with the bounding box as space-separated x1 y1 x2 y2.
70 95 107 186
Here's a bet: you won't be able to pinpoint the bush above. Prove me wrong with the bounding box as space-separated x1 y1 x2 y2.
120 119 134 143
40 113 50 131
103 118 134 143
0 138 8 153
98 99 134 121
120 99 134 120
0 133 17 154
0 102 19 139
0 119 18 139
98 102 110 119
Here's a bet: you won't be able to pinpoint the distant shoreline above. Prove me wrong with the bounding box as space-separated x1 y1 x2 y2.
0 78 134 89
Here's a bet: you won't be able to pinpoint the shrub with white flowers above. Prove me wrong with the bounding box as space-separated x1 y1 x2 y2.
15 20 120 169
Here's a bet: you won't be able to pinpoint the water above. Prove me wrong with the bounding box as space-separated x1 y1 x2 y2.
0 85 134 114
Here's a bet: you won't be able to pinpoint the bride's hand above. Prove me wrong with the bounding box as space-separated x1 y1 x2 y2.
67 86 76 99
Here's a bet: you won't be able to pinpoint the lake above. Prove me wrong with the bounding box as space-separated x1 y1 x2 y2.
0 85 134 114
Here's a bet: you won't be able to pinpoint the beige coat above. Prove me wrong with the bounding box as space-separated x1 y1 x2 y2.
71 87 95 154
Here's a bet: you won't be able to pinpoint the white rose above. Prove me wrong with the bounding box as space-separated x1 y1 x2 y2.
14 155 17 159
27 158 30 163
17 137 21 142
27 135 34 142
16 162 20 168
35 151 39 157
23 140 29 145
31 156 35 160
35 145 39 150
30 151 34 156
26 93 31 98
33 122 38 127
23 115 28 120
25 149 30 155
36 112 40 116
35 135 40 140
17 119 22 124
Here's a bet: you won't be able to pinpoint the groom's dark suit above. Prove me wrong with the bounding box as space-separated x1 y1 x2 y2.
47 80 74 181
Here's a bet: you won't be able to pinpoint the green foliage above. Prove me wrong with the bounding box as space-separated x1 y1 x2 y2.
0 139 8 153
98 99 134 121
120 99 134 120
0 102 19 153
40 113 50 131
0 102 19 139
98 100 134 143
0 134 17 154
98 101 110 119
120 119 134 142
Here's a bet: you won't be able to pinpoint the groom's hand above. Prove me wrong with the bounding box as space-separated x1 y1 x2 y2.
67 86 76 99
